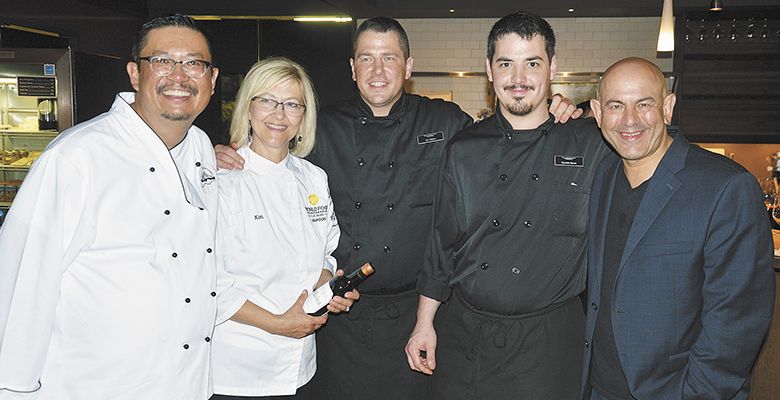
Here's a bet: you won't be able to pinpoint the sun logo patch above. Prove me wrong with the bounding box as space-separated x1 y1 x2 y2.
308 193 319 206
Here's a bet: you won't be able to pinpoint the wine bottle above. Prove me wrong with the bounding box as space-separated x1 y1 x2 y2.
308 263 375 316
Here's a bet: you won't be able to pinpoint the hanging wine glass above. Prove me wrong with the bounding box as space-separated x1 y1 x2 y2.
684 18 693 44
728 19 739 44
746 17 755 41
760 18 769 42
697 18 708 44
713 22 724 44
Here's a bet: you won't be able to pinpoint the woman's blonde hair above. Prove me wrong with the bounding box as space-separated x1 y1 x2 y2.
229 57 318 157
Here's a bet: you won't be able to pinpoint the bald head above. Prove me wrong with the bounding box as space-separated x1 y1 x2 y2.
598 57 668 101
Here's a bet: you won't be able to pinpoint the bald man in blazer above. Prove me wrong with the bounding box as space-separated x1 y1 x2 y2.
581 57 775 400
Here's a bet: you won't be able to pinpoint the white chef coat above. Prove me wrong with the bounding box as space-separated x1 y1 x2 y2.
213 146 339 396
0 93 219 400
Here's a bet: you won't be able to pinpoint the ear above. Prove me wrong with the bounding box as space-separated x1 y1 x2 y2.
127 61 140 91
590 98 603 127
209 67 220 96
549 55 558 81
350 58 356 82
662 93 676 125
404 56 414 80
485 58 493 82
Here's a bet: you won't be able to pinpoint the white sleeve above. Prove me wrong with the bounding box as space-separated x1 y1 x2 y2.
0 148 91 394
214 182 250 325
322 178 340 273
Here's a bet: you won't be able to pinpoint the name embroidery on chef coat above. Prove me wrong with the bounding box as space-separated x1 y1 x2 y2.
553 155 584 168
306 193 328 223
201 167 216 185
417 131 445 145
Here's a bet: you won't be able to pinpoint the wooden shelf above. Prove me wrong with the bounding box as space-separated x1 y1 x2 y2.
0 164 31 171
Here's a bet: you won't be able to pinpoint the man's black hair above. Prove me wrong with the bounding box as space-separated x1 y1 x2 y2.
487 11 555 62
353 17 410 60
131 13 215 65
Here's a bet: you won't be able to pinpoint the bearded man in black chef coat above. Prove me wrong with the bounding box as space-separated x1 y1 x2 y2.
406 11 613 399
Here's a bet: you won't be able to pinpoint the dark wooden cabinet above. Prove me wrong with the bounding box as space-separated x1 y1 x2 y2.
673 8 780 143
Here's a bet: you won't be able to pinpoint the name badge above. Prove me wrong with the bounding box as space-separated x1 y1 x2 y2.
554 155 584 167
417 131 444 145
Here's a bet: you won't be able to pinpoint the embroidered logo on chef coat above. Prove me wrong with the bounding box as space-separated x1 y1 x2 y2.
306 193 328 223
200 167 216 186
417 131 444 145
553 155 584 168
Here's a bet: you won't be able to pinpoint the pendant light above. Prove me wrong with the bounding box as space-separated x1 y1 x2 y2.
710 0 723 11
657 0 675 51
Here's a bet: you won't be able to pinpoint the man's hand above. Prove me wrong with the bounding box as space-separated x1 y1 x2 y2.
215 143 245 170
549 93 584 123
273 290 328 339
405 322 437 375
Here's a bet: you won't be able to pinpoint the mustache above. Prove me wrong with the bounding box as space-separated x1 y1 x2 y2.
503 84 534 92
156 82 198 96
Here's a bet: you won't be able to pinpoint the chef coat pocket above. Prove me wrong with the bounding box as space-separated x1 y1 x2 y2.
406 159 439 208
548 181 591 237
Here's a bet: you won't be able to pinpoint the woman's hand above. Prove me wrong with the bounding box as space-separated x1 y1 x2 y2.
273 290 328 339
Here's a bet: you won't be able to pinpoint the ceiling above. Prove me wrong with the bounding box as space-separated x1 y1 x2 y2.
148 0 780 19
5 0 780 20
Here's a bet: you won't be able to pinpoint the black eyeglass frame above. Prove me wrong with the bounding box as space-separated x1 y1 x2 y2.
136 56 214 78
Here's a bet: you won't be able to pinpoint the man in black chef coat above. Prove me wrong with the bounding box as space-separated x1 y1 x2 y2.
405 11 612 399
215 16 580 400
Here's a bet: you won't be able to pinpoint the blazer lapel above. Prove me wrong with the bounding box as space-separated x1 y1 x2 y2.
618 132 689 270
592 158 620 292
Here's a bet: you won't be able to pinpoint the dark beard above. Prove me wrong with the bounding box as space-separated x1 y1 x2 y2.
507 97 533 116
161 111 192 121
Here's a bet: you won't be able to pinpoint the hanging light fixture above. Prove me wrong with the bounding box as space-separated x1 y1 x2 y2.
710 0 723 11
657 0 675 51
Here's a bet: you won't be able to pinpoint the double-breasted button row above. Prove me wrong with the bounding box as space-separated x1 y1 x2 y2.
357 157 365 166
505 132 513 141
499 173 508 182
353 243 361 251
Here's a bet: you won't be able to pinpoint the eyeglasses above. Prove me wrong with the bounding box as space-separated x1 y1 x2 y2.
137 56 213 79
251 96 306 117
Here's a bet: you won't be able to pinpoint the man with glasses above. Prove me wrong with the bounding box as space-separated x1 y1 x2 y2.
0 14 220 399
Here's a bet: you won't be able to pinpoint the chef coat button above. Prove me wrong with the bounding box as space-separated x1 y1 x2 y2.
387 203 394 210
541 129 548 135
149 167 155 172
183 344 190 349
499 173 508 182
207 248 213 253
360 117 367 125
388 161 394 168
524 220 532 228
164 209 170 215
198 207 204 211
172 252 178 258
531 173 539 181
205 337 211 342
185 298 191 303
492 219 500 227
383 246 390 253
480 263 489 270
511 267 521 274
584 340 590 348
591 303 598 311
355 201 362 209
380 287 387 293
353 243 361 251
476 306 482 311
211 291 217 297
195 161 201 167
357 157 365 166
505 132 513 140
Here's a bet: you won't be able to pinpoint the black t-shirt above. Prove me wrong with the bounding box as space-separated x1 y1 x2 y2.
591 167 649 400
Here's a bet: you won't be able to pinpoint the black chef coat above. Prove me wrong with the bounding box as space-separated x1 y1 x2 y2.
417 110 612 315
308 92 473 293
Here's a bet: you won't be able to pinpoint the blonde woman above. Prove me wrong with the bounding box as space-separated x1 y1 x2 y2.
212 57 357 400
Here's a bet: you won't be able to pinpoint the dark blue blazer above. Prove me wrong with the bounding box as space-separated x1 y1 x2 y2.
582 132 775 399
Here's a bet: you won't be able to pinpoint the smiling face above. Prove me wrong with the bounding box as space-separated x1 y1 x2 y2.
486 33 556 129
591 58 676 175
127 26 218 136
248 78 304 163
350 30 413 117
